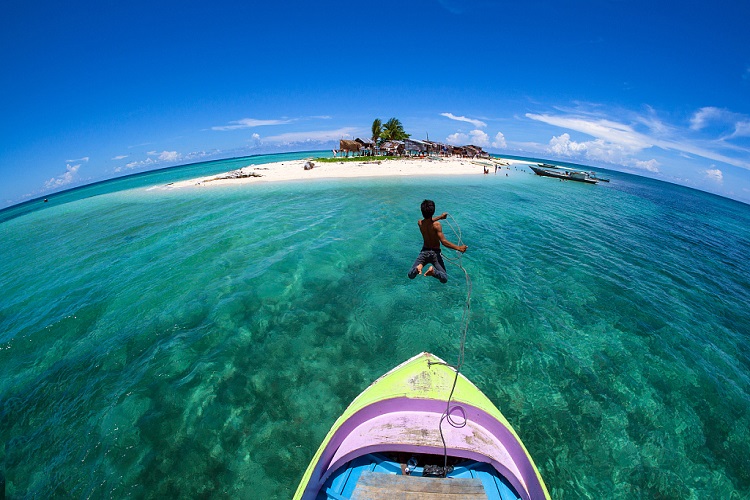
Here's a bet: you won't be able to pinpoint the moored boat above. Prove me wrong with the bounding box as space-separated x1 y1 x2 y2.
294 352 551 499
530 164 598 184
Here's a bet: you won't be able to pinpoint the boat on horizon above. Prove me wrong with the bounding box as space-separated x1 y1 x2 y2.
530 164 598 184
294 352 551 499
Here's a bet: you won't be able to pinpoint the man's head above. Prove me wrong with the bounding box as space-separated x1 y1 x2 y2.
420 199 435 219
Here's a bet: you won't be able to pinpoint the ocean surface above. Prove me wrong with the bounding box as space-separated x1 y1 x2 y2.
2 153 749 498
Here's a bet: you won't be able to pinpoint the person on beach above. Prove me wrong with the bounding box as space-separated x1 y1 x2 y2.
408 199 468 284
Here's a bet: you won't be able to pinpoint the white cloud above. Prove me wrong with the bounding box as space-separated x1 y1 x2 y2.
728 120 750 139
262 127 357 144
117 150 190 172
184 151 215 161
527 113 651 151
441 113 487 128
212 118 293 131
65 156 89 163
112 155 128 160
44 163 81 190
635 107 670 135
158 151 180 162
548 133 589 155
491 132 507 149
544 133 661 172
631 159 660 172
445 129 490 146
705 168 723 182
123 158 155 170
468 130 489 146
690 107 730 130
690 107 750 140
526 109 750 171
445 132 468 145
146 150 181 161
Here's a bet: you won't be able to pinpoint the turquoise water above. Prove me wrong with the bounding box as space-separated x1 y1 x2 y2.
2 154 749 498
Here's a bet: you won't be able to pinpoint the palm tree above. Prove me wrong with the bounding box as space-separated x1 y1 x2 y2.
380 117 410 142
371 118 382 145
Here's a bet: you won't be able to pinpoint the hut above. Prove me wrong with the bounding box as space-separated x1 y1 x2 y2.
380 140 405 156
451 145 469 157
338 139 362 156
423 140 448 156
465 145 490 159
403 139 429 156
355 138 376 156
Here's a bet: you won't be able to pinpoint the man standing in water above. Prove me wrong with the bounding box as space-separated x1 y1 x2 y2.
408 199 468 283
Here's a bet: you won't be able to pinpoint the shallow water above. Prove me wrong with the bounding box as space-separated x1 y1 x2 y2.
2 155 749 498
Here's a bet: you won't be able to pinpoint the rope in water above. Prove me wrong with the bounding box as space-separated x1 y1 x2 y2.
428 213 473 476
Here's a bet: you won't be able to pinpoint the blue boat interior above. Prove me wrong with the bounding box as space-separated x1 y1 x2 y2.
319 452 523 500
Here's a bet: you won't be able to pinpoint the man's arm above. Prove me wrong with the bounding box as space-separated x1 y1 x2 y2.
435 221 468 253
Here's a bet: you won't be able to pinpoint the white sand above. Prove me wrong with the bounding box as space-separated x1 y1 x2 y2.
156 156 529 190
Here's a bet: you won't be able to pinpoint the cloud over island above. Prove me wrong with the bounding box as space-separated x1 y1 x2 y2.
441 113 487 129
45 159 87 189
212 118 294 131
524 107 750 172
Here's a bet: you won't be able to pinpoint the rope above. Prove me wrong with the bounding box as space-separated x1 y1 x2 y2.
441 214 472 369
427 213 472 476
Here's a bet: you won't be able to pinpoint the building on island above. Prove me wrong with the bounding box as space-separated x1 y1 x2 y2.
342 136 491 159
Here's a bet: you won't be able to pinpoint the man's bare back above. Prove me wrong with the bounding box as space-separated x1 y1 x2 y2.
418 212 467 253
418 217 443 250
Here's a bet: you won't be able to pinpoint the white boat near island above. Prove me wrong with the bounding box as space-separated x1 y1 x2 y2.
529 163 610 184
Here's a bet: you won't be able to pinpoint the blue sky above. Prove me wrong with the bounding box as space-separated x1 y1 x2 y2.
2 0 749 207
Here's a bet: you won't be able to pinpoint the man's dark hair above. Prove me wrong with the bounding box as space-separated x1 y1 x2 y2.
421 199 435 219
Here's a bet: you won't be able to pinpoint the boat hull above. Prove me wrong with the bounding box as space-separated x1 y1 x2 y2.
294 352 550 499
530 165 598 184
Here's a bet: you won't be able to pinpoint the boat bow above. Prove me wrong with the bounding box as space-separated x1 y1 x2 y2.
294 352 550 499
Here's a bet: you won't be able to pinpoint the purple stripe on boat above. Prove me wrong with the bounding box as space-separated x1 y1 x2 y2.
325 410 525 487
302 397 546 500
326 443 529 500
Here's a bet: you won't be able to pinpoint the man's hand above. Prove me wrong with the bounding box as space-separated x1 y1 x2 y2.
439 212 448 220
458 245 468 253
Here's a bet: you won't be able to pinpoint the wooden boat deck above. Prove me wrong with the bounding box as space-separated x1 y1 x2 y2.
351 471 487 499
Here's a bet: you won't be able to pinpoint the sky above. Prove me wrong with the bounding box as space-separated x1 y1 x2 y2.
1 0 749 207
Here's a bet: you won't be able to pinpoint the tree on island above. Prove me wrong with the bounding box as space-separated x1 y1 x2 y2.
371 118 382 145
372 117 410 143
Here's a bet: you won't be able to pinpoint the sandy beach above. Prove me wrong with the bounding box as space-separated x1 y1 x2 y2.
156 156 529 190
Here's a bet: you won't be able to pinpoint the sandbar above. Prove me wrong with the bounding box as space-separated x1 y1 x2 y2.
156 156 529 190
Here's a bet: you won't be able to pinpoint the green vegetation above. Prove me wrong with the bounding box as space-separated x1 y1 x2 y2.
315 155 392 163
371 117 409 143
371 119 382 145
